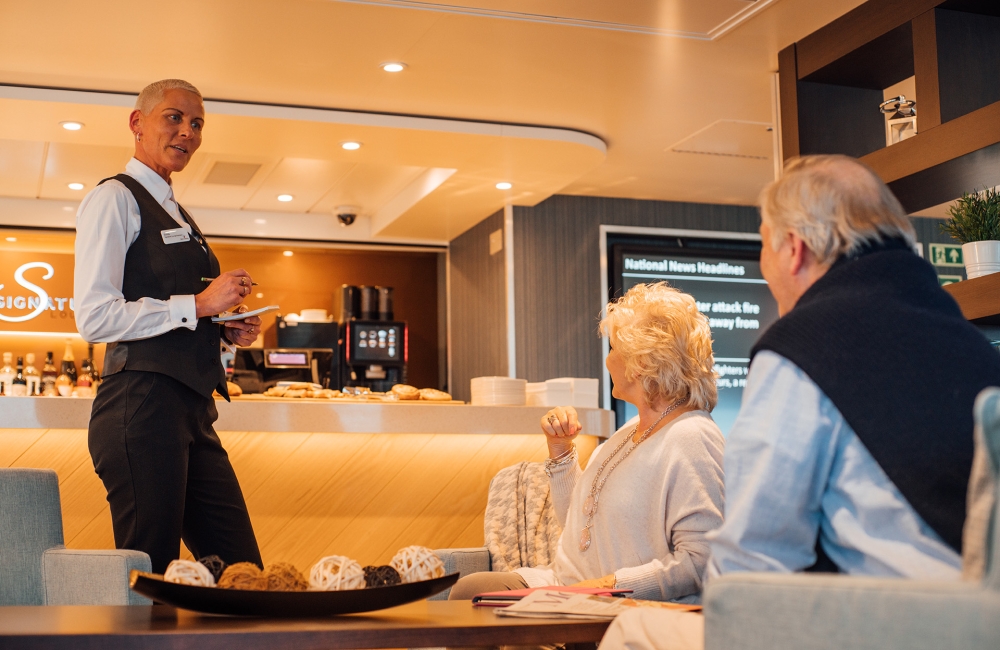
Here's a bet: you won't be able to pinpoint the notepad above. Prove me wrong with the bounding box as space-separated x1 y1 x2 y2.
211 305 281 322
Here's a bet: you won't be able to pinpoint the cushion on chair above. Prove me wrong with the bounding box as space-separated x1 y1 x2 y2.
430 547 491 600
42 547 153 605
0 468 64 605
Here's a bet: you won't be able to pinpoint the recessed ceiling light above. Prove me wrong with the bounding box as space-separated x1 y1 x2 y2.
62 206 75 212
277 194 294 202
60 121 84 131
341 141 362 151
255 292 264 299
496 182 513 190
5 237 16 242
381 62 407 73
254 218 267 225
283 250 294 257
67 182 85 191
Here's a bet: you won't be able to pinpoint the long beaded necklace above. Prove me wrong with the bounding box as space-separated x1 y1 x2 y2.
579 398 687 552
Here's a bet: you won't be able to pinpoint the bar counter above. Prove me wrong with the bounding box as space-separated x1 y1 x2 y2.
1 396 613 571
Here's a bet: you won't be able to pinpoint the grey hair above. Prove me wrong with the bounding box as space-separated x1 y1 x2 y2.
135 79 203 115
759 155 915 266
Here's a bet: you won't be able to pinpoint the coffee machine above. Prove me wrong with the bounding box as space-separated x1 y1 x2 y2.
336 285 408 392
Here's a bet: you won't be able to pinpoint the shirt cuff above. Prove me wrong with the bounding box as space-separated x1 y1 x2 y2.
169 295 198 331
614 563 662 600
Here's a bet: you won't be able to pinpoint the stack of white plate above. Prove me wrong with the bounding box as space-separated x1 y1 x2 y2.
470 376 527 406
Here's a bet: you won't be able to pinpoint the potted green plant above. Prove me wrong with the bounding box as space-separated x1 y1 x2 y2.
939 187 1000 279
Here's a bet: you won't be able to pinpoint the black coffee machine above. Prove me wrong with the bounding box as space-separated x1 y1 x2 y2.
336 285 408 392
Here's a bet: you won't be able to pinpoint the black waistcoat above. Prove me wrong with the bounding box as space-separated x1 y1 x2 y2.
752 238 1000 554
99 174 228 400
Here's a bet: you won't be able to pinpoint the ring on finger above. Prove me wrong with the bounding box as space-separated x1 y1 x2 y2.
547 415 558 425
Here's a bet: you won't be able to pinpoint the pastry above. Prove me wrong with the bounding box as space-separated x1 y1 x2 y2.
390 545 445 583
391 384 420 400
419 388 452 402
226 381 243 397
264 386 287 397
284 389 306 398
310 555 365 591
164 559 216 587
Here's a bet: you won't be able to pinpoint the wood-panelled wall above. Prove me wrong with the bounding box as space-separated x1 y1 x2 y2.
2 428 598 570
448 210 507 402
512 195 760 391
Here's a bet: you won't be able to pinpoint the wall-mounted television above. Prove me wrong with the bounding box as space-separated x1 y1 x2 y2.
604 228 779 434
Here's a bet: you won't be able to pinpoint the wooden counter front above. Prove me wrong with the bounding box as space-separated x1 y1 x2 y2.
0 397 613 571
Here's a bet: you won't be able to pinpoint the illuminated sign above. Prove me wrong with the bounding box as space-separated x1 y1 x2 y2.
0 253 77 333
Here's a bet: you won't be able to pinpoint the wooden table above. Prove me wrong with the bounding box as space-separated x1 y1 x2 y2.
0 600 611 650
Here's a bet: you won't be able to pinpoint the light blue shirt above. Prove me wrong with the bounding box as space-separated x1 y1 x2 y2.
707 350 962 580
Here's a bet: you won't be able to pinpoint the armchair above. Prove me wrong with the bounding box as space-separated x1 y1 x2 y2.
0 468 151 606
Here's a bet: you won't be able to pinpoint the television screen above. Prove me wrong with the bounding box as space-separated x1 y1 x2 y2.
609 235 779 434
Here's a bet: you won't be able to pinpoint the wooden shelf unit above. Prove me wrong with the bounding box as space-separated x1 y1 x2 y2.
944 272 1000 325
779 0 1000 213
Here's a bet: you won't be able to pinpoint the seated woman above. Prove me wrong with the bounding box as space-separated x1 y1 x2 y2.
449 282 725 602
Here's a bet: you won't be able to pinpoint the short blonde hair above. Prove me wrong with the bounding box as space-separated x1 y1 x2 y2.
600 282 717 411
760 155 915 265
135 79 202 115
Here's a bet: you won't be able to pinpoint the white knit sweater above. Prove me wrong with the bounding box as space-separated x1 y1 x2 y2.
515 411 725 601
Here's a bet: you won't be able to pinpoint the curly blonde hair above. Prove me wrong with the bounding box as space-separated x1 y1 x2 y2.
600 282 717 411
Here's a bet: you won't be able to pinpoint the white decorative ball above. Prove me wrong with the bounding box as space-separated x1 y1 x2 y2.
309 555 365 591
390 545 445 583
164 559 216 587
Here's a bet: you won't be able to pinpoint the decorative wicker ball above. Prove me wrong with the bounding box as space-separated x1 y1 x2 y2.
363 565 402 588
264 562 309 592
164 559 216 587
390 546 445 584
198 555 228 582
309 555 365 591
218 562 268 591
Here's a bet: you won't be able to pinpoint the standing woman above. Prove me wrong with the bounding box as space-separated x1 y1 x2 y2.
75 79 263 573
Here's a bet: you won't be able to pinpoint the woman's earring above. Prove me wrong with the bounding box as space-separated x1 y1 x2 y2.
135 133 141 142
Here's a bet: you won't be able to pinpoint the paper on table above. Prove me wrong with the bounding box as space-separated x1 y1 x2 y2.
494 590 702 620
211 305 281 323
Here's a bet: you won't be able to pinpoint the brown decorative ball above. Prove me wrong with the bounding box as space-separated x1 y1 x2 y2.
198 555 227 582
363 565 402 588
264 562 309 592
217 562 267 591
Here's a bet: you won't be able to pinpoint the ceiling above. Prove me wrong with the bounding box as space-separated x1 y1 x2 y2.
0 0 867 243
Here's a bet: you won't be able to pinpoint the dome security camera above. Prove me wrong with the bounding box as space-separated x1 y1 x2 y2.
335 205 360 227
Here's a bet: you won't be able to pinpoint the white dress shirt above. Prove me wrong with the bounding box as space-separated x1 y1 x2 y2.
74 158 198 343
707 350 962 580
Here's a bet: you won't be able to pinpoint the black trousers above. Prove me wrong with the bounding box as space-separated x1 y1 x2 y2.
88 370 262 574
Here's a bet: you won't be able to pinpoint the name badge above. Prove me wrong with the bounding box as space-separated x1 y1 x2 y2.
161 227 191 245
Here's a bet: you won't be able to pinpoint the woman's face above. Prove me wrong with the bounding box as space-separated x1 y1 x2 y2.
132 88 204 179
606 342 640 404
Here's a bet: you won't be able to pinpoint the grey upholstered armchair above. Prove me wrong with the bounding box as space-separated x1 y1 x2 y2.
0 468 151 606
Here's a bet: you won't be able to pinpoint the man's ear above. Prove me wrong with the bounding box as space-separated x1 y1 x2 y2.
788 232 810 276
128 109 142 134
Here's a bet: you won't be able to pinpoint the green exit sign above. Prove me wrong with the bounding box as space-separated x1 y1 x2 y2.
929 243 964 267
938 275 963 286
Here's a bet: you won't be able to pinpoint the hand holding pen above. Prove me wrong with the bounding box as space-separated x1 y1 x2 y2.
194 269 255 318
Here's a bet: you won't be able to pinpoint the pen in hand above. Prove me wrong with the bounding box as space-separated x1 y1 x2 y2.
201 276 258 286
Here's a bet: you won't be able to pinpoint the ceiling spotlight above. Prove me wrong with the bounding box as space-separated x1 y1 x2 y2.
277 194 294 202
381 62 407 73
60 121 84 131
283 250 294 257
5 237 16 242
254 218 267 225
496 182 513 190
67 182 85 191
341 141 362 151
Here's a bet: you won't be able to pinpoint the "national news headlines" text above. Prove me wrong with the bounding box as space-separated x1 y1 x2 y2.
624 257 746 276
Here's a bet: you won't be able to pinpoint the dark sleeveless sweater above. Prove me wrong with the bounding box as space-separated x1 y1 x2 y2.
751 238 1000 553
99 174 228 400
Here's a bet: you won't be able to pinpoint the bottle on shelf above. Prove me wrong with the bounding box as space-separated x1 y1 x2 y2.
24 353 41 396
11 356 27 397
61 339 77 385
77 356 94 398
87 343 101 389
41 351 58 396
0 352 13 396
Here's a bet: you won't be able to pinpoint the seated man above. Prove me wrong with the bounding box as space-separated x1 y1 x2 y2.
599 155 1000 650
